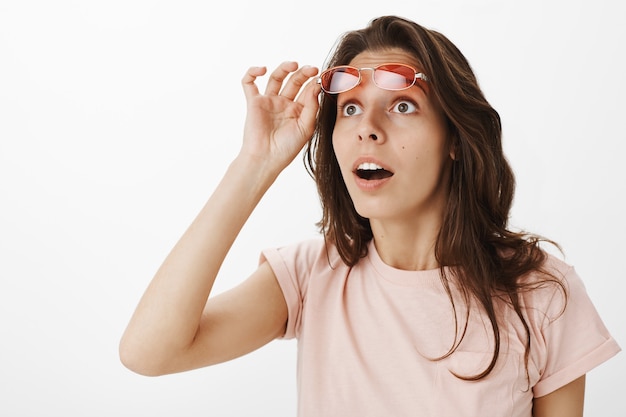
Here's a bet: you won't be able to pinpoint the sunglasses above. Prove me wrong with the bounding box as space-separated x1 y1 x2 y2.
317 63 429 95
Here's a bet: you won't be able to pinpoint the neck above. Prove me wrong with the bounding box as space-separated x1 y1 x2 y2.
370 214 442 271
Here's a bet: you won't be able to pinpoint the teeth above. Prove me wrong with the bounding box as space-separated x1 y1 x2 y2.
357 162 383 171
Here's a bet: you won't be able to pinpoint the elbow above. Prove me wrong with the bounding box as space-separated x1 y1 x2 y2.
118 335 169 377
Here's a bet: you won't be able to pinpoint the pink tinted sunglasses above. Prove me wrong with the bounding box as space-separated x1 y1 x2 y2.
317 63 429 94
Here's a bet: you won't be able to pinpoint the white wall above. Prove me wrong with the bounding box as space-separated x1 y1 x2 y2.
1 0 623 415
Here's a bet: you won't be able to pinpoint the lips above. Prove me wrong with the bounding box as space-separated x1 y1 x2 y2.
354 161 394 181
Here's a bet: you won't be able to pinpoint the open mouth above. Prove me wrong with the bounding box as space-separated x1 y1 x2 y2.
355 162 394 180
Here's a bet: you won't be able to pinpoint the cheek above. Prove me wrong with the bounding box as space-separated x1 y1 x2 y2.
331 132 348 162
331 134 350 177
397 138 451 179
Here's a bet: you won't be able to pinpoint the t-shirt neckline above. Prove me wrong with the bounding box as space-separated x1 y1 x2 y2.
365 240 445 287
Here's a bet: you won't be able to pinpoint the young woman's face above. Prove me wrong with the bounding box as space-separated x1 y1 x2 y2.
331 48 454 226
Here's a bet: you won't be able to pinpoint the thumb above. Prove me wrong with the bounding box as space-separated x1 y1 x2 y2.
298 80 322 137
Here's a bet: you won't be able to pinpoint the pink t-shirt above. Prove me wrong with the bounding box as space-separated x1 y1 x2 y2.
261 238 620 417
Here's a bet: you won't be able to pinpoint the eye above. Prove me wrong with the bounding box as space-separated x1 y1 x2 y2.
392 100 417 114
339 103 363 117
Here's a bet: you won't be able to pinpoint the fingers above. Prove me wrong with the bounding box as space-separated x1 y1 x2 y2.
241 66 267 100
242 62 319 101
279 65 319 100
298 78 322 128
264 61 299 96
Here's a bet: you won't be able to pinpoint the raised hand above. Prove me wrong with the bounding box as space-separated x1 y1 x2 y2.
240 62 320 175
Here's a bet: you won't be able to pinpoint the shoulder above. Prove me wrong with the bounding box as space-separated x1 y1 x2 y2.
260 237 343 271
517 251 575 294
515 250 615 348
260 237 348 290
516 252 576 323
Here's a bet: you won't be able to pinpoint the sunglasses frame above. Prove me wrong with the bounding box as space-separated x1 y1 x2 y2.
317 63 429 95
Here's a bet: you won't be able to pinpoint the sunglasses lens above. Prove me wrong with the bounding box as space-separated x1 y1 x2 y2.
374 64 416 90
320 66 360 94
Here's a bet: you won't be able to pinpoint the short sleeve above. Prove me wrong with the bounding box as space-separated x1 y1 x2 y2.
260 247 300 339
259 238 325 339
532 265 621 397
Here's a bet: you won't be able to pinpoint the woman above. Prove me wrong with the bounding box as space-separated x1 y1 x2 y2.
120 15 620 416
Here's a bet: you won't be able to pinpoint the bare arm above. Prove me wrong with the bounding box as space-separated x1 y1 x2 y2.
533 375 586 417
119 62 320 376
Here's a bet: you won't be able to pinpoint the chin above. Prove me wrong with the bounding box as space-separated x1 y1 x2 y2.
352 201 393 222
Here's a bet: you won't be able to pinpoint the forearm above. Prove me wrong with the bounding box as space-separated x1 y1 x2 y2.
119 153 278 374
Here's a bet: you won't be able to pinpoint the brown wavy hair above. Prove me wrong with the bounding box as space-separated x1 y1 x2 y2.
304 15 564 380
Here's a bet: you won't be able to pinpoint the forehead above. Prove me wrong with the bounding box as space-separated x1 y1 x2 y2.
348 48 422 70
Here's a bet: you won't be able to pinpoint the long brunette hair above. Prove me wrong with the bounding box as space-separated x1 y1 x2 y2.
304 15 564 380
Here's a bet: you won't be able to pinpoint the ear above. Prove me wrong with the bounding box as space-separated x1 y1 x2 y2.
446 130 459 161
449 140 458 161
445 122 460 161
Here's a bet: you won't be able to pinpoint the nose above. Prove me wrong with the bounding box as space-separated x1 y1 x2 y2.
357 112 384 143
351 77 386 143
